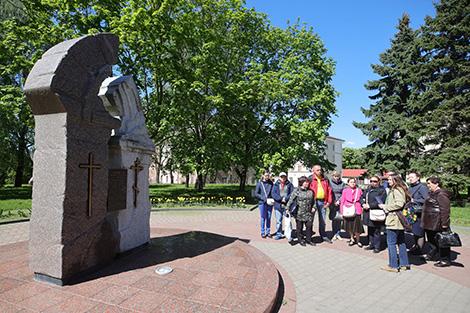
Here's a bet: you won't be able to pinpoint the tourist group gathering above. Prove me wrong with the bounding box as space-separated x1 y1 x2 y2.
255 165 462 272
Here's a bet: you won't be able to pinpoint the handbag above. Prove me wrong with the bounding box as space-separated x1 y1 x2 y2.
370 209 386 222
396 210 412 232
342 189 358 218
261 182 275 206
435 230 462 248
283 213 293 241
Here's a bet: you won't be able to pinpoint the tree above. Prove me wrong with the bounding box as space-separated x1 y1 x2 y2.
0 0 120 186
412 0 470 196
342 147 367 169
354 14 422 176
224 22 337 189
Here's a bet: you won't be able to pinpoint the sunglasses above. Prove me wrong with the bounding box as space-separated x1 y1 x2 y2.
370 180 379 183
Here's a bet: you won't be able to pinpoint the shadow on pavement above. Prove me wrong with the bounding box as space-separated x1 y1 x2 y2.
71 231 250 285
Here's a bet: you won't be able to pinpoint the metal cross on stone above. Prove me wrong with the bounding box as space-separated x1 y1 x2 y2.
79 153 102 217
130 157 144 207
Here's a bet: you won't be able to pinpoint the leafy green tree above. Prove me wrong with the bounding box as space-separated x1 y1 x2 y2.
412 0 470 196
354 14 422 176
342 147 367 169
225 23 336 189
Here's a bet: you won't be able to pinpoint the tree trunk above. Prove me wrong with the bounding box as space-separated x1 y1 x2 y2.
195 173 204 191
236 167 248 191
14 126 27 187
185 174 189 188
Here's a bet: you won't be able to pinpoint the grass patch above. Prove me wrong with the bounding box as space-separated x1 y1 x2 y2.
451 206 470 227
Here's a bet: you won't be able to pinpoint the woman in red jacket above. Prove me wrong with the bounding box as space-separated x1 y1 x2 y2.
340 178 364 247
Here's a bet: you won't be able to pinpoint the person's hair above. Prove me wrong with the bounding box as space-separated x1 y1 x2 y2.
347 177 356 184
389 174 411 200
409 170 421 178
331 171 341 177
369 175 380 182
298 176 310 186
426 176 441 186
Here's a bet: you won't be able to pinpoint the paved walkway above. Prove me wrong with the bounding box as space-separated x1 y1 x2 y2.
1 210 470 313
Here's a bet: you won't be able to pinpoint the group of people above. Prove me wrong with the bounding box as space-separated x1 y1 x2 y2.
255 165 454 272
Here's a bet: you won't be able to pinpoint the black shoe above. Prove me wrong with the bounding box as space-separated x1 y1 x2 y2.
348 240 356 246
261 234 266 238
424 254 437 261
408 246 423 255
373 249 380 253
306 241 316 246
434 260 451 268
299 241 306 246
267 234 273 238
364 245 374 251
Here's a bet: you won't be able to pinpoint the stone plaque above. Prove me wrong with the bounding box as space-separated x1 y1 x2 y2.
107 169 128 212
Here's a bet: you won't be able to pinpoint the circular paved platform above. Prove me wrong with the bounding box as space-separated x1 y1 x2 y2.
0 228 280 313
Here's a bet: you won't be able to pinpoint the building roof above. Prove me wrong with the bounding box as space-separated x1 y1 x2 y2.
325 135 345 142
343 169 368 177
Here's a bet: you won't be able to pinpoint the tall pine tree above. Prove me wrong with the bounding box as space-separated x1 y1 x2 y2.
413 0 470 196
354 14 421 176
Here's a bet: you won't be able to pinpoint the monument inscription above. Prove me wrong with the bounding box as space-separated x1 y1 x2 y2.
107 169 128 212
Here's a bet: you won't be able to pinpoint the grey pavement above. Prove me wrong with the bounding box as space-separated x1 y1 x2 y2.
2 210 470 313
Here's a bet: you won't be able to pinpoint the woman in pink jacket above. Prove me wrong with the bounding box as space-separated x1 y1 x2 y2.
340 178 364 247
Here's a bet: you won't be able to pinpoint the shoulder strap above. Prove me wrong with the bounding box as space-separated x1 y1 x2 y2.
261 181 268 198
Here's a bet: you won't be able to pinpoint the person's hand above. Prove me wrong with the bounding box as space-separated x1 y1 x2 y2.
324 203 330 209
363 203 369 210
335 200 340 206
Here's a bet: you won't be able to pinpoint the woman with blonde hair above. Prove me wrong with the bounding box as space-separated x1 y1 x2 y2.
379 174 411 272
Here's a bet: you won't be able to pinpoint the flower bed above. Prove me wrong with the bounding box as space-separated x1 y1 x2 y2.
150 195 247 208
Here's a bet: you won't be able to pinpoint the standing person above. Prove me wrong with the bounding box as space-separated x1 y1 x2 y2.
340 178 364 247
286 176 315 246
379 174 411 272
309 165 333 243
255 172 274 238
329 171 345 241
407 171 429 255
361 176 387 253
272 172 294 240
422 176 452 267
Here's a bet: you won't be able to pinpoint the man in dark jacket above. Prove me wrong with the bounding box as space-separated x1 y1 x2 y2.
272 172 294 240
407 171 429 255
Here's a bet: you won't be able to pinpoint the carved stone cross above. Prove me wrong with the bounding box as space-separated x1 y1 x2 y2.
79 153 102 217
130 157 144 207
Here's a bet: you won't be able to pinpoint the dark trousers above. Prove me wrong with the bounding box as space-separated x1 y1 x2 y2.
296 220 313 243
368 225 382 250
426 230 451 261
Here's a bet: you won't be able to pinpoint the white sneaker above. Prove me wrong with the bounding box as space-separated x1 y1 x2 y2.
333 234 343 241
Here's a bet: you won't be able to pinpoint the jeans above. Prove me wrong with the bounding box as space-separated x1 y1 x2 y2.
369 225 382 250
296 219 313 243
386 229 410 268
316 200 327 238
329 205 341 237
274 207 285 237
259 203 273 236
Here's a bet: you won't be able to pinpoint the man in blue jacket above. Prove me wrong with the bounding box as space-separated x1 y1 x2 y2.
272 172 294 240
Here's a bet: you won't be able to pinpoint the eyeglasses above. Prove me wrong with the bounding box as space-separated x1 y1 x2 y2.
370 180 379 183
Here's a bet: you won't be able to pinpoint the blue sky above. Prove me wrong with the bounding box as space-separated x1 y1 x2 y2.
245 0 437 148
